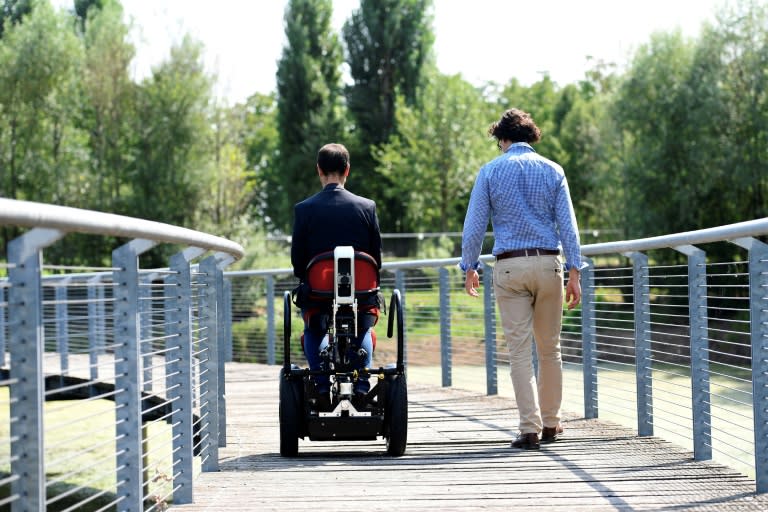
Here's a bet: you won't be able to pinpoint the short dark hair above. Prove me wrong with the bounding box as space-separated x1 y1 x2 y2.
488 108 541 144
317 143 350 175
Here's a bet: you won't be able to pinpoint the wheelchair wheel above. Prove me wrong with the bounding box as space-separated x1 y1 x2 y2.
385 373 408 456
279 371 302 456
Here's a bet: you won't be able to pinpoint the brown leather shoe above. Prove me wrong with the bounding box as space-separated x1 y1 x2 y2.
541 424 563 444
511 432 540 450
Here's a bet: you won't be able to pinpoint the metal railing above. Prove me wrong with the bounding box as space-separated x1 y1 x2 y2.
0 198 243 511
228 217 768 493
2 197 766 507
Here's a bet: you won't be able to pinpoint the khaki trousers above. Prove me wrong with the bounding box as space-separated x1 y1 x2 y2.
493 254 564 434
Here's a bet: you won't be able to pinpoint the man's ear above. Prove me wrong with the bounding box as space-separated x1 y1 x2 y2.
343 164 350 177
317 165 323 176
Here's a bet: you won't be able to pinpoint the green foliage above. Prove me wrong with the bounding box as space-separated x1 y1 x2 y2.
74 0 104 32
0 0 32 38
343 0 434 148
272 0 345 232
3 0 768 270
613 30 698 237
0 0 84 204
610 0 768 247
375 72 494 234
238 92 279 225
80 0 134 214
130 36 210 223
690 1 768 224
342 0 435 231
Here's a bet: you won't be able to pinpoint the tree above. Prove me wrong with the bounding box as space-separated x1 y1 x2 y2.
129 35 211 231
0 0 31 38
0 1 87 257
374 73 493 237
0 0 85 204
80 0 135 213
272 0 344 232
612 30 697 237
342 0 434 230
343 0 434 149
74 0 104 32
237 92 279 226
196 102 258 241
689 0 768 224
541 78 624 237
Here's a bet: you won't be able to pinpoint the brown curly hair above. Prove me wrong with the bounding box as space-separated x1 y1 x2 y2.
488 108 541 145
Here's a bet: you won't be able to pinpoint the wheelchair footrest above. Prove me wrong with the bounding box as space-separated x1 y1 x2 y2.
307 415 384 441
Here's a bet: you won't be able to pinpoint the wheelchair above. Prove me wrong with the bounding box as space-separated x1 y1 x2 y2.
279 246 407 457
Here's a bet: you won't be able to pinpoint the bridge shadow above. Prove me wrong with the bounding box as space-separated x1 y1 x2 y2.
0 369 202 454
219 393 763 511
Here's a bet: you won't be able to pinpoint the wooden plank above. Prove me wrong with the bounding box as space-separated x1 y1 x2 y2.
170 363 768 511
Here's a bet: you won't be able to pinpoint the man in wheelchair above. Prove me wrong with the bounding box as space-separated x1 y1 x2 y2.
291 143 382 411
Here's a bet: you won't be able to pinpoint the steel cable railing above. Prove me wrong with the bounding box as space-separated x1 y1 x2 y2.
229 218 768 494
0 198 242 511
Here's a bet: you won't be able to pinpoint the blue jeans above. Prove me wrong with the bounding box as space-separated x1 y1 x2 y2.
303 309 375 394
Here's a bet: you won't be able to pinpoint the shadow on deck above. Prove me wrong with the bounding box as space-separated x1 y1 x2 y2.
170 362 768 511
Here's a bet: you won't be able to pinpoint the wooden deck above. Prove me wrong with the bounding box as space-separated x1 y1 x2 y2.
170 363 768 511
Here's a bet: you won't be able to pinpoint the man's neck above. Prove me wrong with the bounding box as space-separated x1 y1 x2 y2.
320 175 346 188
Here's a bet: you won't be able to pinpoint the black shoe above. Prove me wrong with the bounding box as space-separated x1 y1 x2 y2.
541 424 563 444
511 432 540 450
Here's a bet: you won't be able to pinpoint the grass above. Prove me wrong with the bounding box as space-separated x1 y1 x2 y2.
0 387 181 511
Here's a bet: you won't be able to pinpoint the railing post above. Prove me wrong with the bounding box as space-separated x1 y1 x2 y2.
732 237 768 493
483 266 497 396
629 251 653 437
199 256 221 471
395 270 407 366
266 275 275 365
166 247 203 504
8 228 64 512
113 238 158 512
0 283 6 367
216 256 233 447
224 278 233 363
676 245 712 461
581 258 598 419
140 274 153 393
439 267 452 387
88 274 101 381
55 278 70 376
97 273 106 353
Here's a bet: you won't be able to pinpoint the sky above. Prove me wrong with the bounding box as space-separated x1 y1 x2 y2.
54 0 727 105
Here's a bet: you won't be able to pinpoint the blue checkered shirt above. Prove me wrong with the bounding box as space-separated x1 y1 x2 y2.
460 142 583 271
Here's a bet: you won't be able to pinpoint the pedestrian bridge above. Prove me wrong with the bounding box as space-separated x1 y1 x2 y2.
0 198 767 511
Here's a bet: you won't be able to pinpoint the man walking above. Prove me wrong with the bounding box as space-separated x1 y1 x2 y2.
460 108 583 450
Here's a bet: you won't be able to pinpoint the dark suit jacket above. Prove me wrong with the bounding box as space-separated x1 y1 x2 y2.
291 183 382 281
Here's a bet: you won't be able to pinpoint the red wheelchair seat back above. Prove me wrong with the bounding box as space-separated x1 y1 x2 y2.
302 250 380 350
306 250 379 300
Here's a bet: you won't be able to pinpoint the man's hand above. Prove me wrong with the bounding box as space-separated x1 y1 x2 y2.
465 269 480 297
565 269 581 310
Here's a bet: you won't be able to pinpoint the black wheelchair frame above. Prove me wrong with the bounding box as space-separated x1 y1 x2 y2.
279 283 407 457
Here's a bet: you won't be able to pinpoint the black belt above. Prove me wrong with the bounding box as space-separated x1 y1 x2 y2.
496 248 560 260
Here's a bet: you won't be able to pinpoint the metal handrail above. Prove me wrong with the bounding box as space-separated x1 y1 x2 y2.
0 198 244 260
